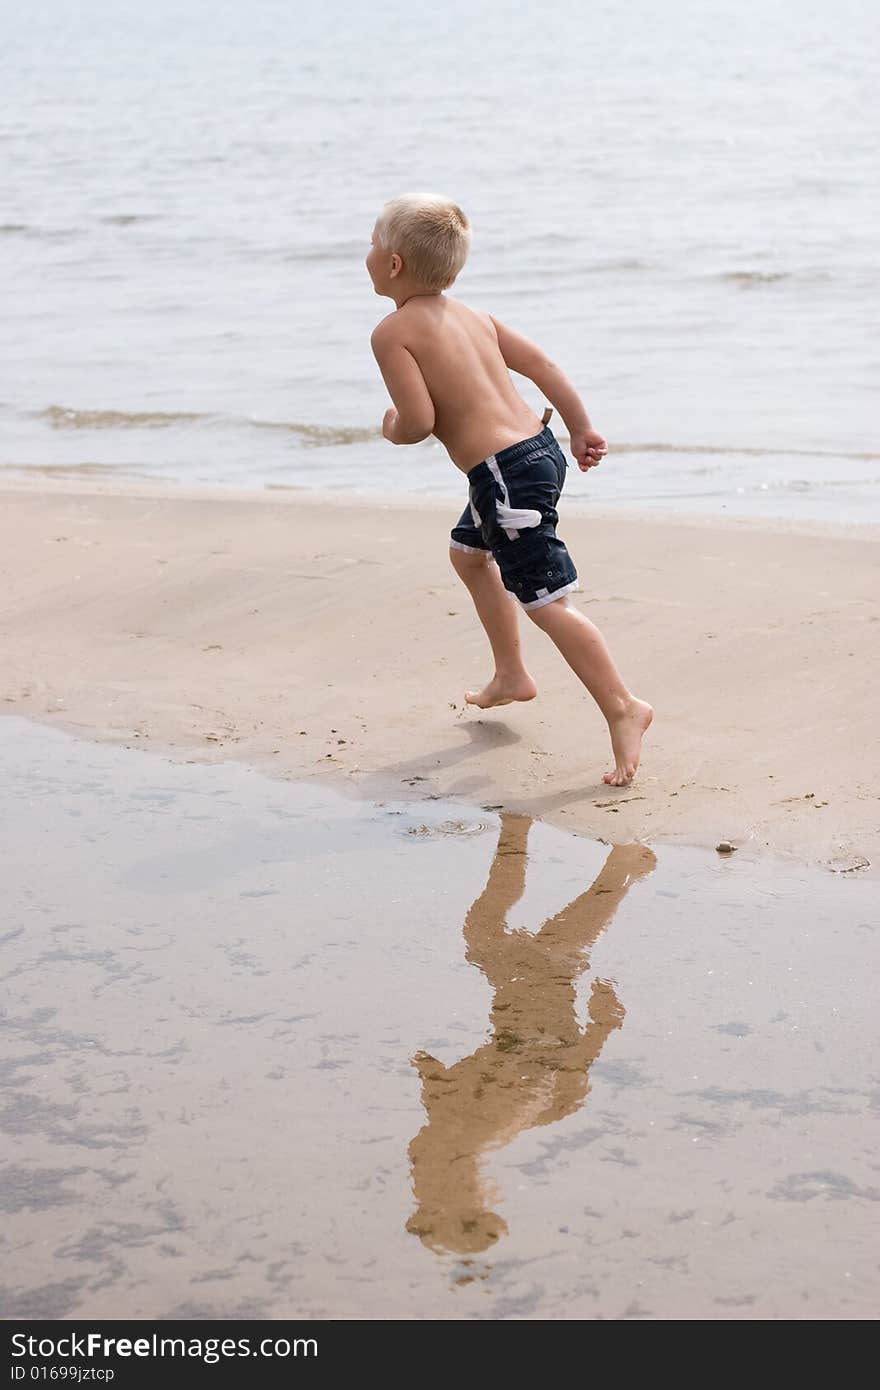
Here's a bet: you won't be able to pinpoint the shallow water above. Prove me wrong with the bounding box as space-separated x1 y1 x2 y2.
1 717 877 1320
2 0 879 521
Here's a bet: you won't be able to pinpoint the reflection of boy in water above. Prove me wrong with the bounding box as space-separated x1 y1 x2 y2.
407 815 656 1255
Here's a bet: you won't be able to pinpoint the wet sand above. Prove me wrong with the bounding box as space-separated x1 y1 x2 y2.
0 478 877 876
2 719 877 1321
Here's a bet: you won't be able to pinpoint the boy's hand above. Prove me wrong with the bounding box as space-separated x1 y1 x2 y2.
382 407 399 442
570 428 607 472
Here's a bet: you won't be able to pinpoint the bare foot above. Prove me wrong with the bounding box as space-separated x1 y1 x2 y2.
465 672 538 709
602 698 653 785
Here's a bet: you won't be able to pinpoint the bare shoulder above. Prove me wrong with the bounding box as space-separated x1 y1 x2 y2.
446 297 498 334
372 297 499 362
370 310 404 349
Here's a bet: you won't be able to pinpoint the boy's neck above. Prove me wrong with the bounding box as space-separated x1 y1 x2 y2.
393 287 442 309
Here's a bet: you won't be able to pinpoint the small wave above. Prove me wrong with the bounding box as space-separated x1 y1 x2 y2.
0 225 79 242
100 214 159 226
612 442 880 462
590 256 652 273
712 265 841 287
718 270 791 285
40 406 210 430
36 405 381 446
6 462 160 480
733 476 880 494
250 420 381 445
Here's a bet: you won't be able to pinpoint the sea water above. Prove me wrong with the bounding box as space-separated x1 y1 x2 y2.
2 0 878 521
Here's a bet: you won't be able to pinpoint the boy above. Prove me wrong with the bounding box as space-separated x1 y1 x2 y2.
367 193 652 787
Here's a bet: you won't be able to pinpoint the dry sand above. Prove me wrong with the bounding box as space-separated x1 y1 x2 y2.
1 477 877 874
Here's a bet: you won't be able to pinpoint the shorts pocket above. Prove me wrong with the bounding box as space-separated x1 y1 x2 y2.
504 456 561 525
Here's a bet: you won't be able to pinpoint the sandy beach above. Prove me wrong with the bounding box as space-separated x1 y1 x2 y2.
3 479 879 1321
1 477 876 875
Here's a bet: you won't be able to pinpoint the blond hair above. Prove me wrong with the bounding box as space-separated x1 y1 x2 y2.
375 193 471 290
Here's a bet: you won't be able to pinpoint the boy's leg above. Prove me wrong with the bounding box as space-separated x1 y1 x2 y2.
525 596 653 785
449 546 537 708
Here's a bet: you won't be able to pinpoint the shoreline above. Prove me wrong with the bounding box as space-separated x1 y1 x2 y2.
1 478 877 876
2 469 878 542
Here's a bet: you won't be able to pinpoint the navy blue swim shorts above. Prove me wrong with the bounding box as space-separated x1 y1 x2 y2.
449 426 578 610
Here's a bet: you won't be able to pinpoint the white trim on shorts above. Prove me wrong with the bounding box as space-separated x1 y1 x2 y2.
449 539 492 556
485 457 542 541
519 579 579 611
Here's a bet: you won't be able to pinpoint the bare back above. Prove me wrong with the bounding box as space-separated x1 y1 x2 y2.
388 296 543 472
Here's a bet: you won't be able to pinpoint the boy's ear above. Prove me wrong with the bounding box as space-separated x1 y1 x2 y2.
390 252 403 278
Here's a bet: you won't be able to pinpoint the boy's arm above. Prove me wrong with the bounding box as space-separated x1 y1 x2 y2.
370 320 436 445
490 316 607 472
